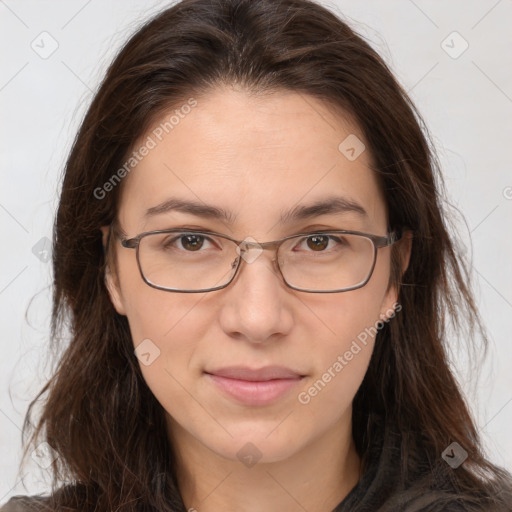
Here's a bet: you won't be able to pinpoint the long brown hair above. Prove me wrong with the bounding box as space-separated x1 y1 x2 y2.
16 0 512 510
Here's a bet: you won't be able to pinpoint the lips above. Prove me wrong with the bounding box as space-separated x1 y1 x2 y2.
204 366 305 406
205 365 304 381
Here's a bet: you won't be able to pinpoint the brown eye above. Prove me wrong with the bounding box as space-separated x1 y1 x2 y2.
179 234 205 251
159 233 213 252
306 235 329 251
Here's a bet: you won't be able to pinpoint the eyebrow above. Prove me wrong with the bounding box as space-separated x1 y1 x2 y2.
144 195 368 225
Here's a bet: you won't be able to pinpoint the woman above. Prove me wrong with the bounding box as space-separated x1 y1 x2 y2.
3 0 511 510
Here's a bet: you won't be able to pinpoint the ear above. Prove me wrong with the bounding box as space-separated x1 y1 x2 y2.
100 225 127 316
398 229 413 275
379 229 412 321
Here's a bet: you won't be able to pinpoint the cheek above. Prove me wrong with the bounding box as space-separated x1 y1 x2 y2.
298 295 377 406
116 255 208 386
314 253 392 351
116 249 197 342
124 289 206 367
297 252 392 406
123 290 208 426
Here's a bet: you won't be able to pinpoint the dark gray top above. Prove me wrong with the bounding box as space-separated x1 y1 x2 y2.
1 497 48 512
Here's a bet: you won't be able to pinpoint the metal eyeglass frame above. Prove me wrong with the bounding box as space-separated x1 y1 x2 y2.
110 224 403 294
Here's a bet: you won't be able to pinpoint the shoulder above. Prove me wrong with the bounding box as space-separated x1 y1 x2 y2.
0 495 50 512
338 416 512 512
1 485 89 512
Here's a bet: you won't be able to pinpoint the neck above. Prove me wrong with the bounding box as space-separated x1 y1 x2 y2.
168 411 362 512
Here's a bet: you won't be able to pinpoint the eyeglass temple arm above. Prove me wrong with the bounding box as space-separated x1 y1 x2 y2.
387 227 404 246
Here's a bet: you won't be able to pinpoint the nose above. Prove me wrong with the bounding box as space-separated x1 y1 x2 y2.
217 246 294 344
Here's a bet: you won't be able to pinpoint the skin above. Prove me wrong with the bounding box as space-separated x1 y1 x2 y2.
101 86 411 512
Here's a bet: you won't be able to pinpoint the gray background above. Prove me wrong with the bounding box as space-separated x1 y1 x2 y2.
1 0 511 501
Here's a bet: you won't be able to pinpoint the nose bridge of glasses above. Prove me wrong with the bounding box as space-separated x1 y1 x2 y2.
234 237 281 268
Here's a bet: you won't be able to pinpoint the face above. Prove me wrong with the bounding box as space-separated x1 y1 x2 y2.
102 87 402 465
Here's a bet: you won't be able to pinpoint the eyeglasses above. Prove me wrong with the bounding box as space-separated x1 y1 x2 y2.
110 224 402 293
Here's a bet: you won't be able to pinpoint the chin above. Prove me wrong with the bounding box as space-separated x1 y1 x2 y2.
203 425 307 465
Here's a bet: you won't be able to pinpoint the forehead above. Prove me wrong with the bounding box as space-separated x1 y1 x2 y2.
116 87 387 235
